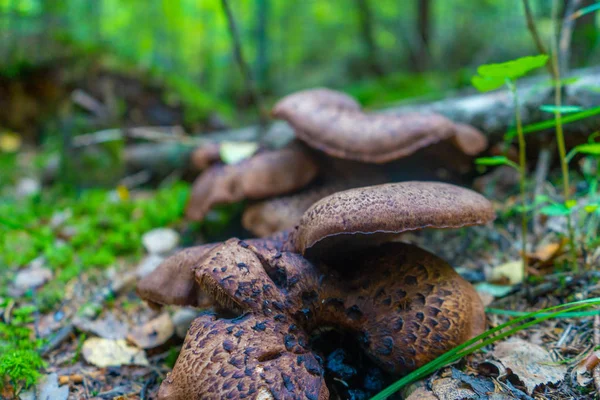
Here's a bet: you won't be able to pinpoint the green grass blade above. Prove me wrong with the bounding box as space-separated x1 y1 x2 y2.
505 106 600 140
370 298 600 400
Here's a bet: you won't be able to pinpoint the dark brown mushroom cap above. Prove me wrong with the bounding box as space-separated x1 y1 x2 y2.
290 181 495 257
158 313 328 400
451 123 489 156
136 243 218 309
136 231 294 309
185 143 318 221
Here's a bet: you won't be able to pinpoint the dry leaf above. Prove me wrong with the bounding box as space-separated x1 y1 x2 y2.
20 373 69 400
127 313 174 349
82 338 148 368
491 338 567 394
73 312 129 340
485 260 523 285
431 377 477 400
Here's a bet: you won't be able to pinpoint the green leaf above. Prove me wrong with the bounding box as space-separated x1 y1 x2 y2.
471 75 505 92
573 143 600 156
540 105 583 114
475 156 508 166
565 199 577 209
584 204 599 213
505 105 600 140
570 2 600 20
477 55 549 79
219 141 259 165
540 203 572 216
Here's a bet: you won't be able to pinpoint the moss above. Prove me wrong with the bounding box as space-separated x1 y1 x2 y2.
0 303 46 392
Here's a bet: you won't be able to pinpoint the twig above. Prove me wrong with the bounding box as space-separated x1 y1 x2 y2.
559 0 582 75
592 315 600 392
522 0 558 79
221 0 269 129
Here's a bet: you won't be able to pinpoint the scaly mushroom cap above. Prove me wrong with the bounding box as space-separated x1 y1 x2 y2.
136 243 218 309
157 239 485 398
185 143 318 221
290 181 495 257
158 313 328 400
136 231 294 309
272 89 460 164
242 182 351 237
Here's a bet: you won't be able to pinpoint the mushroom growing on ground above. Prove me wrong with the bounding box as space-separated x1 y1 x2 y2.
185 142 318 221
138 181 495 399
186 88 488 232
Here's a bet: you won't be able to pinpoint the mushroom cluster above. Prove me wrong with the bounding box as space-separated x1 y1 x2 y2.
138 181 494 399
185 88 488 237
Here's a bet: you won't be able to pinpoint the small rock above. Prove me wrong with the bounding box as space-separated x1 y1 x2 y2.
142 228 179 254
82 338 148 368
15 177 41 198
20 372 69 400
136 254 165 278
127 313 174 349
14 264 52 291
172 308 199 338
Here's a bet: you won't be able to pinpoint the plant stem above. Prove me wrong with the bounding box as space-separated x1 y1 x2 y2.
552 0 578 271
509 81 529 279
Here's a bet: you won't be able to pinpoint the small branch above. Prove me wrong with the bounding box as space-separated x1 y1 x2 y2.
221 0 269 128
592 315 600 392
559 0 582 75
522 0 558 79
532 145 553 238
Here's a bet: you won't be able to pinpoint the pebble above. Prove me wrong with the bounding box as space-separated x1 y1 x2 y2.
142 228 179 254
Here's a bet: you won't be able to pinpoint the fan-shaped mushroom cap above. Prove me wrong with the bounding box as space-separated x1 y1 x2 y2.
186 143 318 221
136 243 218 309
290 181 495 257
273 89 460 164
158 313 328 400
271 87 361 118
136 231 294 309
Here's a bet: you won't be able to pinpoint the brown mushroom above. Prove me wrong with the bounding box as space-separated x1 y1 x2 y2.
272 88 486 164
138 181 494 399
451 123 489 156
190 142 222 170
186 142 318 221
289 181 496 258
242 181 353 237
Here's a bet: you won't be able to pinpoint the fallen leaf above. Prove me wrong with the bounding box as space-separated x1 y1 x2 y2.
219 141 259 164
13 263 53 293
127 313 174 349
20 373 69 400
485 260 523 285
491 338 567 394
405 387 438 400
529 241 565 265
172 308 199 338
82 338 148 367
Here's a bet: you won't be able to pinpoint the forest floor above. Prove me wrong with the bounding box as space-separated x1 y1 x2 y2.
1 147 599 400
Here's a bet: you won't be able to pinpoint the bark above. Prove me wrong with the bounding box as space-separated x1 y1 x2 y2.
356 0 383 76
415 0 431 72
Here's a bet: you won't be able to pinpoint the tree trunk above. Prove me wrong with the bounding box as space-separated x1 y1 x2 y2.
356 0 383 76
414 0 431 72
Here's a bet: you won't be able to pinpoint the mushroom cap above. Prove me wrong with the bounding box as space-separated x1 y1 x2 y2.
290 181 495 257
272 89 459 164
190 142 222 170
451 123 489 156
136 243 218 309
136 231 294 309
271 87 361 118
158 313 328 400
186 143 318 221
242 182 350 238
